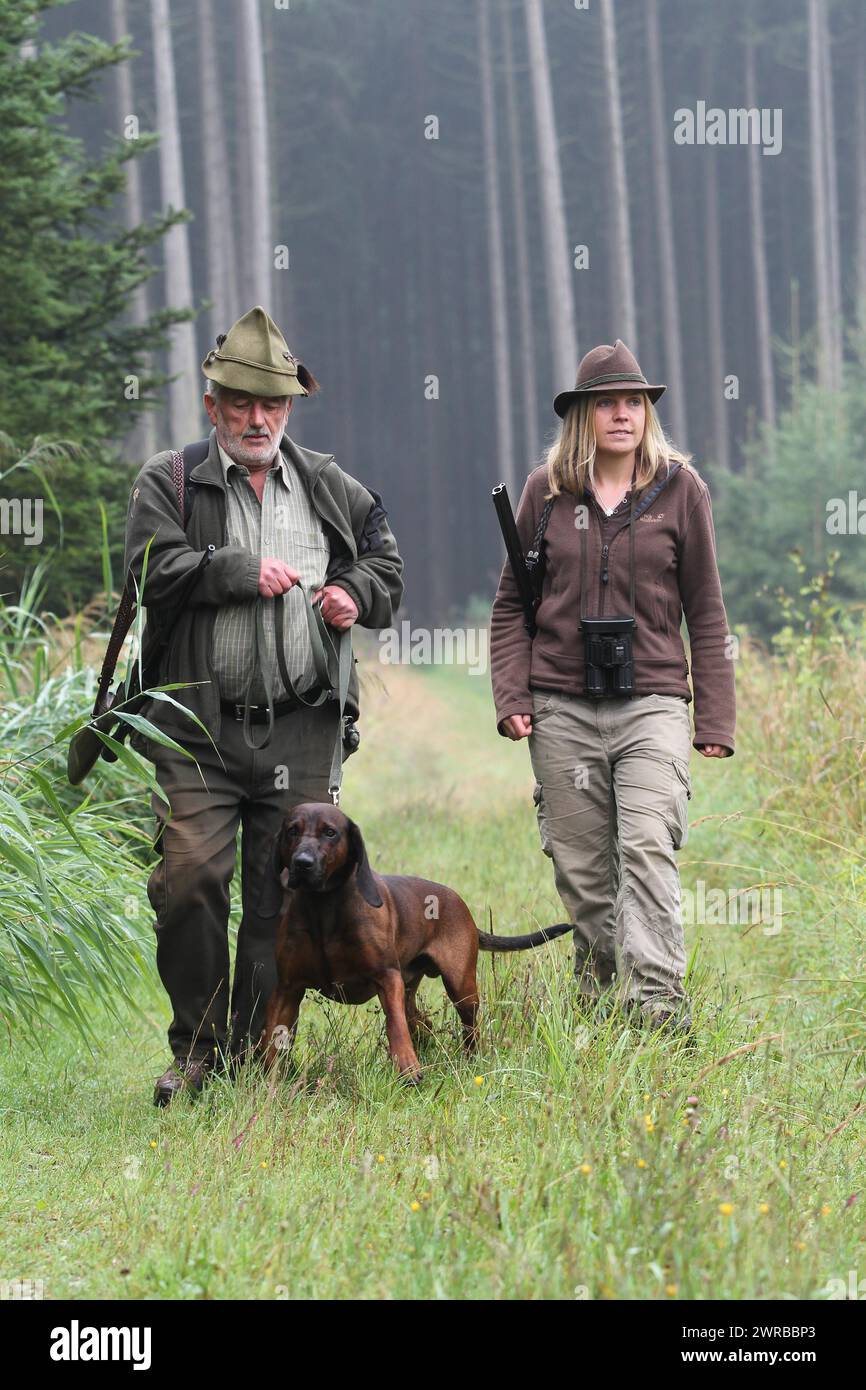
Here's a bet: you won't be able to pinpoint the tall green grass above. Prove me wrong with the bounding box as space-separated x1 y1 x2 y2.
0 558 155 1042
0 521 203 1043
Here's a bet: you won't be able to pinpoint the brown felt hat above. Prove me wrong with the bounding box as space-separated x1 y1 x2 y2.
553 339 666 418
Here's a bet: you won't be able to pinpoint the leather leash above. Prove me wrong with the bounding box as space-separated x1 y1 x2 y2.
240 581 352 805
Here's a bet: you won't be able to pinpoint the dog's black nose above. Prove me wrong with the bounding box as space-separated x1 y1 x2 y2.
293 851 316 871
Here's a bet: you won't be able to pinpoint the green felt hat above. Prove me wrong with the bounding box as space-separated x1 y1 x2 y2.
202 305 307 397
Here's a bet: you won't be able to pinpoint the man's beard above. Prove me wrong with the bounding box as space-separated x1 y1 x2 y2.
216 417 285 467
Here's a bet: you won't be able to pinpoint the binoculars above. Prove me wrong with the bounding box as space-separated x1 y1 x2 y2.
581 616 636 697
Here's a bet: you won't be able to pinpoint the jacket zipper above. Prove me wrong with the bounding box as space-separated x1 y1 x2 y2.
578 465 680 623
596 482 661 613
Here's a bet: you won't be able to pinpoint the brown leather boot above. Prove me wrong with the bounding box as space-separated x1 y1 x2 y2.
639 1002 696 1047
153 1055 214 1107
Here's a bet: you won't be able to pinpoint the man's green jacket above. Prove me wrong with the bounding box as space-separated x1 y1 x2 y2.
123 429 403 749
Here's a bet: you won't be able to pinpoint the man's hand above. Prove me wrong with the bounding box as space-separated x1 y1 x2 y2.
259 558 301 598
312 584 359 630
501 713 532 741
697 744 729 758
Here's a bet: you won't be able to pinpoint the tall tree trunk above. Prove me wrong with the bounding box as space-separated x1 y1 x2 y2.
522 0 578 388
501 0 540 468
236 0 272 310
818 0 842 382
478 0 516 496
263 12 298 430
857 7 866 337
645 0 686 446
790 278 801 413
808 0 833 390
599 0 637 348
703 151 729 472
110 0 157 463
198 0 240 345
745 30 776 434
150 0 200 445
408 0 448 625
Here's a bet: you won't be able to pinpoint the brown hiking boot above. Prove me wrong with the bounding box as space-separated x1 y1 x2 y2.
639 1002 696 1045
153 1055 215 1107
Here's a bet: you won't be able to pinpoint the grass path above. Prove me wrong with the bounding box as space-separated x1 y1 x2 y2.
2 658 864 1299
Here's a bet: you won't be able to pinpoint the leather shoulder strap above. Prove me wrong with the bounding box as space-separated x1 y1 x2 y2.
93 439 208 717
525 495 557 596
181 438 210 526
169 450 184 518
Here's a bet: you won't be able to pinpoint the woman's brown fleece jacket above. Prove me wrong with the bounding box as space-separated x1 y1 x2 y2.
490 460 736 756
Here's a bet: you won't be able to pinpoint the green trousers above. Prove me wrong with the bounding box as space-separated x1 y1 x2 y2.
528 690 693 1014
139 703 340 1063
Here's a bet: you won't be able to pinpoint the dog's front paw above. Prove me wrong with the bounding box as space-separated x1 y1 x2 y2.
393 1051 423 1086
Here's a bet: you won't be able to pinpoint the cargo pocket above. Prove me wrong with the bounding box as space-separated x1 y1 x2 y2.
532 781 554 858
531 689 560 725
669 758 692 850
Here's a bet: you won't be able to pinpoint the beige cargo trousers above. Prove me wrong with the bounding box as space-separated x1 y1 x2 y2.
528 689 693 1017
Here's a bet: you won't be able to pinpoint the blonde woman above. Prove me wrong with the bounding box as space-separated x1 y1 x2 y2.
490 340 735 1035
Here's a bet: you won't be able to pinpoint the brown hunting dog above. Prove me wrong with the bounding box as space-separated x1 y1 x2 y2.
257 802 571 1082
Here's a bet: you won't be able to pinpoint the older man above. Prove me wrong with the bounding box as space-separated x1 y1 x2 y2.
124 306 403 1105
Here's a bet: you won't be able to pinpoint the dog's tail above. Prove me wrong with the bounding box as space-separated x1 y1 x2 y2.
476 923 573 952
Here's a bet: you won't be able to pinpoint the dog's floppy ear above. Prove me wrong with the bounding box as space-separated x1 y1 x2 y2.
257 823 290 918
346 818 382 908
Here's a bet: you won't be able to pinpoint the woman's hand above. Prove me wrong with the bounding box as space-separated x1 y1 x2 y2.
502 713 533 740
697 744 728 758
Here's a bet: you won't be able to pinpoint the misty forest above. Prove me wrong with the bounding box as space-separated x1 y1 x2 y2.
1 0 865 628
